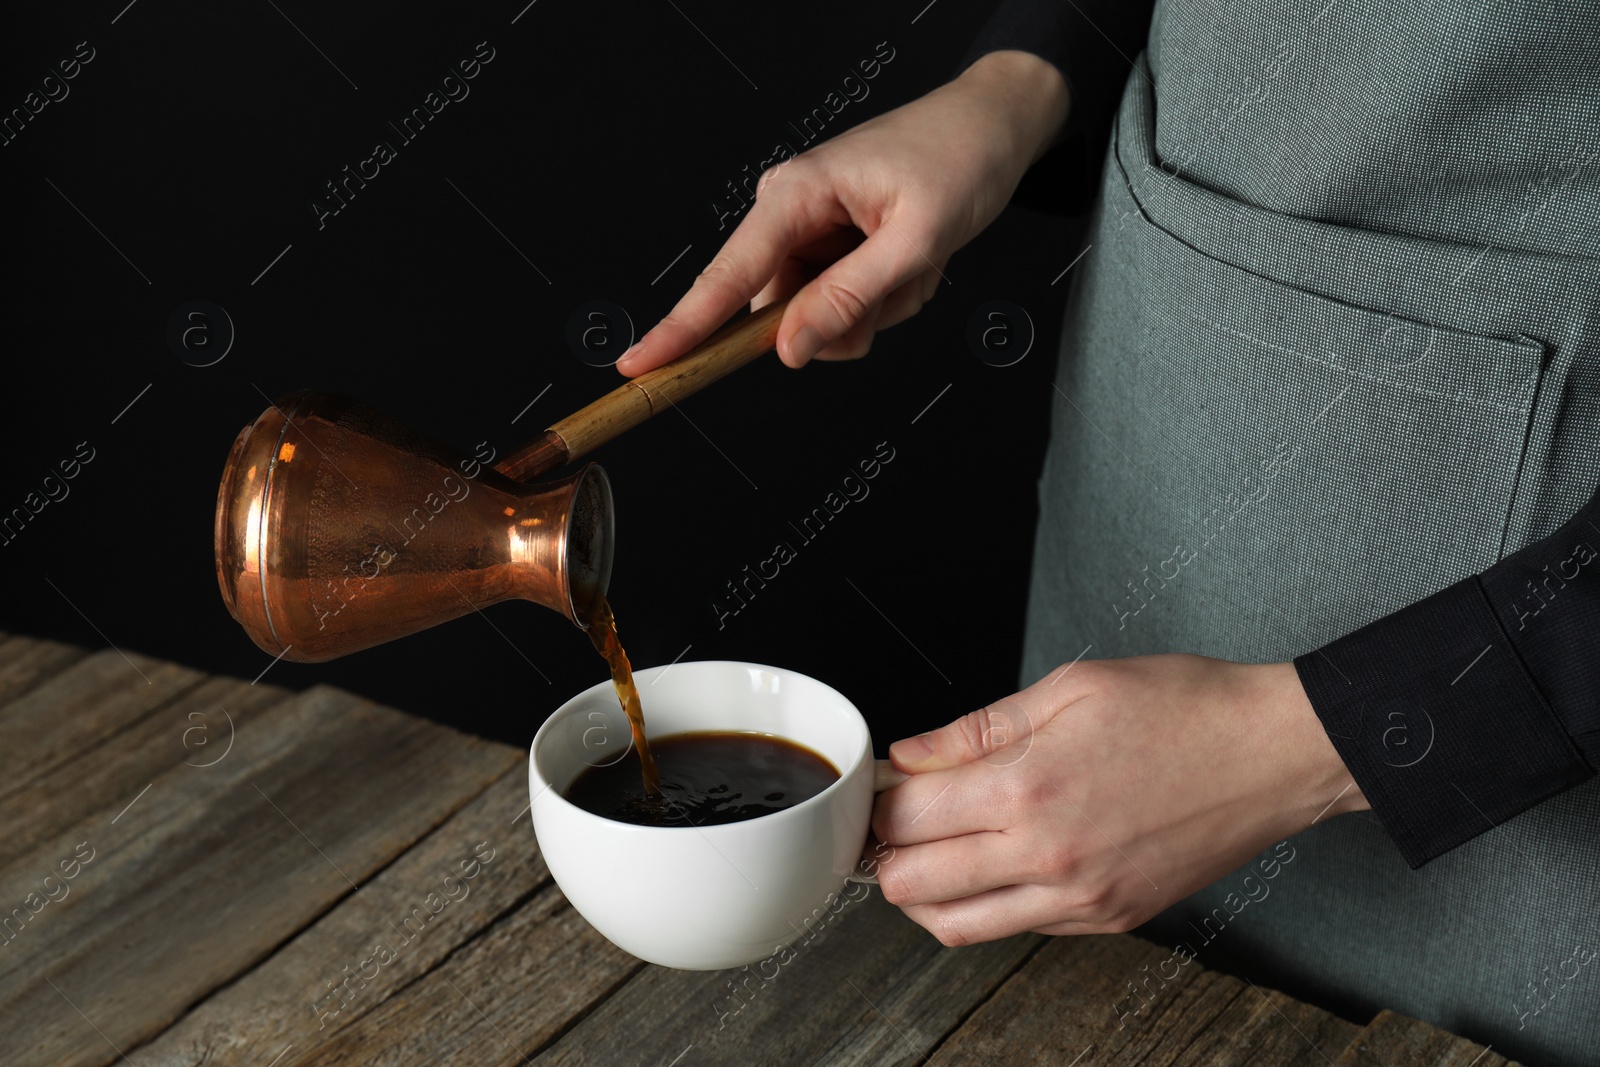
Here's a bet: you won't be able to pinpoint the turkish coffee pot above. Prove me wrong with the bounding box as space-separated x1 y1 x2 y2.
214 300 785 661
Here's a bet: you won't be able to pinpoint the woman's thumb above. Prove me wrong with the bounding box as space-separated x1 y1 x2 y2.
888 698 1037 773
779 226 930 367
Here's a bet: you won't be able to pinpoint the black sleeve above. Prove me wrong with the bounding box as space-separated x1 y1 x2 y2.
1295 483 1600 868
954 0 1157 216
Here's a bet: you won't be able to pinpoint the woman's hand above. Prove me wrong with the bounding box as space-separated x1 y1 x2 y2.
615 50 1070 376
869 654 1367 945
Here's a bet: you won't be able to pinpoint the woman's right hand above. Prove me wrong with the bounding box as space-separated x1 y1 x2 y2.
615 49 1071 377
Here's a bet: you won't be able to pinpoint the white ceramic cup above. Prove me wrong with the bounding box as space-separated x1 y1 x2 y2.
529 660 876 970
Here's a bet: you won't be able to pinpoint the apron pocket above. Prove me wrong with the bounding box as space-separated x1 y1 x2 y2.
1061 60 1553 646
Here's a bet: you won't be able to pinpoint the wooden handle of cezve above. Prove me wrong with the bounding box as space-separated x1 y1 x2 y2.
494 297 790 483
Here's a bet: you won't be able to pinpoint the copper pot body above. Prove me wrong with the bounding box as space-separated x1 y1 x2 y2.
214 390 613 663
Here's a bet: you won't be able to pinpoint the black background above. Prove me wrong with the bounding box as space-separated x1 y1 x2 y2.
3 0 1085 754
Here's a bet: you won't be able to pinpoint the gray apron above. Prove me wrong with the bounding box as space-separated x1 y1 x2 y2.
1023 3 1600 1062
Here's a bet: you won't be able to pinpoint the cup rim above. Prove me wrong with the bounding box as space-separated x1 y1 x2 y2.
530 659 870 833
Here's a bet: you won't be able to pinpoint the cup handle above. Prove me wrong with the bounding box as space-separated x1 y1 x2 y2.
849 760 909 884
874 758 908 792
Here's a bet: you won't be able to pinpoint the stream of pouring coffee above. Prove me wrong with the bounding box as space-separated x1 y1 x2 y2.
584 596 662 795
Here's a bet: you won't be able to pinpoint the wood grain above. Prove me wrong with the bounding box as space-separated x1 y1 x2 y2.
0 648 206 804
0 674 292 868
0 640 1529 1067
1336 1009 1515 1066
290 883 641 1067
0 684 518 1067
0 634 90 707
927 934 1361 1067
128 767 543 1067
530 889 1039 1067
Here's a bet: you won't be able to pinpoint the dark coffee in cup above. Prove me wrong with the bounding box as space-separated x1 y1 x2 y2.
564 730 840 827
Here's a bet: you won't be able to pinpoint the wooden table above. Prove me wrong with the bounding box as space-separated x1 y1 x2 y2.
0 635 1516 1066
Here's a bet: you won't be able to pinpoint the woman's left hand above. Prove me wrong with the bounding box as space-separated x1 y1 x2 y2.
869 654 1366 944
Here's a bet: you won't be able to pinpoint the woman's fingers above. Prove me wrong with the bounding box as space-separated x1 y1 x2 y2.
899 884 1105 947
874 831 1030 907
761 250 936 364
614 51 1068 379
887 694 1044 775
751 228 866 313
871 763 1012 847
876 267 943 331
810 302 882 363
778 215 938 367
615 179 834 376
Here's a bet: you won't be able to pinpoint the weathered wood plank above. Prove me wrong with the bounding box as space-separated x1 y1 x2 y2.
927 934 1362 1066
290 885 643 1067
1138 977 1362 1065
0 688 373 981
1337 1009 1515 1066
0 684 520 1067
125 766 546 1067
0 634 90 708
0 638 1499 1067
0 648 206 802
806 926 1045 1067
524 889 1039 1067
0 675 293 868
